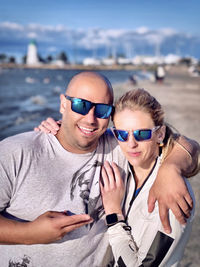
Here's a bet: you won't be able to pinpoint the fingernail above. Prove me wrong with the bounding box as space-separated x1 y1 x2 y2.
165 229 171 234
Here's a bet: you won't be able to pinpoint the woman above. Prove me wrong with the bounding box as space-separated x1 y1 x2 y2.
100 88 195 266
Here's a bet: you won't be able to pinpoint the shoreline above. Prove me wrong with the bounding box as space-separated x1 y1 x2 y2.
0 62 157 71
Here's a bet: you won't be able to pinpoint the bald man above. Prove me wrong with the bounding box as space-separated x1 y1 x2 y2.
0 72 199 267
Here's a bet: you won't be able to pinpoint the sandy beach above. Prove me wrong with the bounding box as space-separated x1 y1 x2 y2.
113 65 200 266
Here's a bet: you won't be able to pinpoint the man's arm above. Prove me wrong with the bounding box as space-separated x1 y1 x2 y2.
148 136 200 234
0 211 92 244
174 135 200 177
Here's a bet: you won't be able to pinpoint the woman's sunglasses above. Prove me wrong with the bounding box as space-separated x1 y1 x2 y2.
65 95 114 119
112 126 161 142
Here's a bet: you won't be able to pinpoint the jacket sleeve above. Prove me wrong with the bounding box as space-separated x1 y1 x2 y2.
107 193 194 266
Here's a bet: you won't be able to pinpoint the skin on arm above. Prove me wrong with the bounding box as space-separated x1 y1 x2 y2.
148 135 200 234
0 211 93 245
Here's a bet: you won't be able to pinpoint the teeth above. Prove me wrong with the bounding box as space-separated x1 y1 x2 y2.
79 126 95 132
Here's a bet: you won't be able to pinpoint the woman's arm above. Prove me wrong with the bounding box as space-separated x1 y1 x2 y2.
100 162 193 267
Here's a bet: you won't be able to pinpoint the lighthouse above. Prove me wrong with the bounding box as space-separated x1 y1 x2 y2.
26 40 40 65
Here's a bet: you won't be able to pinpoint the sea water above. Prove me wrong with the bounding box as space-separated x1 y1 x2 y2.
0 68 146 140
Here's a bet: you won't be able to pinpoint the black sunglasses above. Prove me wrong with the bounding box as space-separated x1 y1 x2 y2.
65 95 114 119
112 126 161 142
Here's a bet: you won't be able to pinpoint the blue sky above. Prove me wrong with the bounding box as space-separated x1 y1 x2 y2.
0 0 200 61
0 0 200 34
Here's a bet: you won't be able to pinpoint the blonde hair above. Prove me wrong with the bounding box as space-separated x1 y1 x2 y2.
113 88 178 161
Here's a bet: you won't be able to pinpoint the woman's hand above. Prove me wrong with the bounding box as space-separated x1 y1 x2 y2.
100 161 125 215
34 117 61 135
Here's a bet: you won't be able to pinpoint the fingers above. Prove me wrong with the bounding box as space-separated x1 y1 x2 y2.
101 161 124 191
101 165 109 190
62 218 93 233
170 203 187 225
42 118 59 135
46 117 60 130
60 214 93 230
103 161 115 188
111 162 123 186
38 124 51 133
158 203 172 234
184 192 193 210
34 117 60 135
147 189 156 213
176 196 191 219
56 120 62 125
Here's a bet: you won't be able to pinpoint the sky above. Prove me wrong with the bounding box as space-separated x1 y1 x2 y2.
1 0 200 34
0 0 200 61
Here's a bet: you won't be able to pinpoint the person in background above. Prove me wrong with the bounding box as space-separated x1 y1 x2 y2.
0 72 199 267
100 88 197 266
155 65 166 83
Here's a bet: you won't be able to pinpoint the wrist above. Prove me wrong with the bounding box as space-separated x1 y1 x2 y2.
105 213 125 227
160 161 181 176
105 207 122 215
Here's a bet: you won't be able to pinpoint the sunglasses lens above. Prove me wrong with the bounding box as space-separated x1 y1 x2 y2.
71 99 91 115
134 129 152 141
113 129 129 142
68 96 112 119
95 104 113 119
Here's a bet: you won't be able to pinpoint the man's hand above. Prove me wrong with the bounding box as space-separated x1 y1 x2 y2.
0 211 93 245
26 211 93 244
148 163 193 234
34 117 61 135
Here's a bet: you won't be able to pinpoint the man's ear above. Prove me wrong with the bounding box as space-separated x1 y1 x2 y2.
60 94 67 114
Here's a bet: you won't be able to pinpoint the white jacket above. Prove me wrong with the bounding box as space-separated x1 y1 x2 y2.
107 156 195 267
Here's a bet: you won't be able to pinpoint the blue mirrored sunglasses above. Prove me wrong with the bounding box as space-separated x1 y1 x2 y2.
112 126 161 142
65 95 114 119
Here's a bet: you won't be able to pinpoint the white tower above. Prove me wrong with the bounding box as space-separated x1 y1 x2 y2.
26 40 40 65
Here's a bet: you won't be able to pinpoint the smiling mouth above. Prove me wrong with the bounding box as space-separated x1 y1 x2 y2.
78 125 97 136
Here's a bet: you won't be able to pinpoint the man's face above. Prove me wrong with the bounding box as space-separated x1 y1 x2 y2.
57 73 113 153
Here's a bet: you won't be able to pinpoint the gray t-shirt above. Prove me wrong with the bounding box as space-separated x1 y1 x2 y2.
0 130 128 267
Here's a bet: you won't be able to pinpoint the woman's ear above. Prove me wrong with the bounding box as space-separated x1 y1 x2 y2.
60 94 67 114
157 125 166 143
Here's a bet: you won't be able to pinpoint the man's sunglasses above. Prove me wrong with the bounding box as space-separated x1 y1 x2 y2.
65 95 114 119
112 126 161 142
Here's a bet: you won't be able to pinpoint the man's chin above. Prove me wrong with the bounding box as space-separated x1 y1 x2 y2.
76 139 98 153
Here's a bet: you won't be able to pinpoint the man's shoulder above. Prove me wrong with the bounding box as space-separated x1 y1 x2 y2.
0 131 48 153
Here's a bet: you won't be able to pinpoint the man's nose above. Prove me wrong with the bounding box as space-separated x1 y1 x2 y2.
84 107 97 123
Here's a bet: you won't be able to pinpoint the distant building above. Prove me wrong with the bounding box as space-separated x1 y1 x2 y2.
26 40 40 65
83 57 101 66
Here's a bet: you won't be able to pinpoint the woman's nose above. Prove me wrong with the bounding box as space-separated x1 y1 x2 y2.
127 133 138 148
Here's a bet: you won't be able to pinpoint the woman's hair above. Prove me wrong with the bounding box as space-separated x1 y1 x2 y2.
113 88 178 160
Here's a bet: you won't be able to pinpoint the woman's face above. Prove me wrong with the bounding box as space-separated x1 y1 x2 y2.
113 108 164 169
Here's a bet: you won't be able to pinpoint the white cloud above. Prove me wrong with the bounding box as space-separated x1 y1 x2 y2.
27 32 38 39
0 21 24 31
135 26 149 34
0 21 199 59
159 28 176 36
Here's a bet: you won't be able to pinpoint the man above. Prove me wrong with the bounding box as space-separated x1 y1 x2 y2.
0 72 199 267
